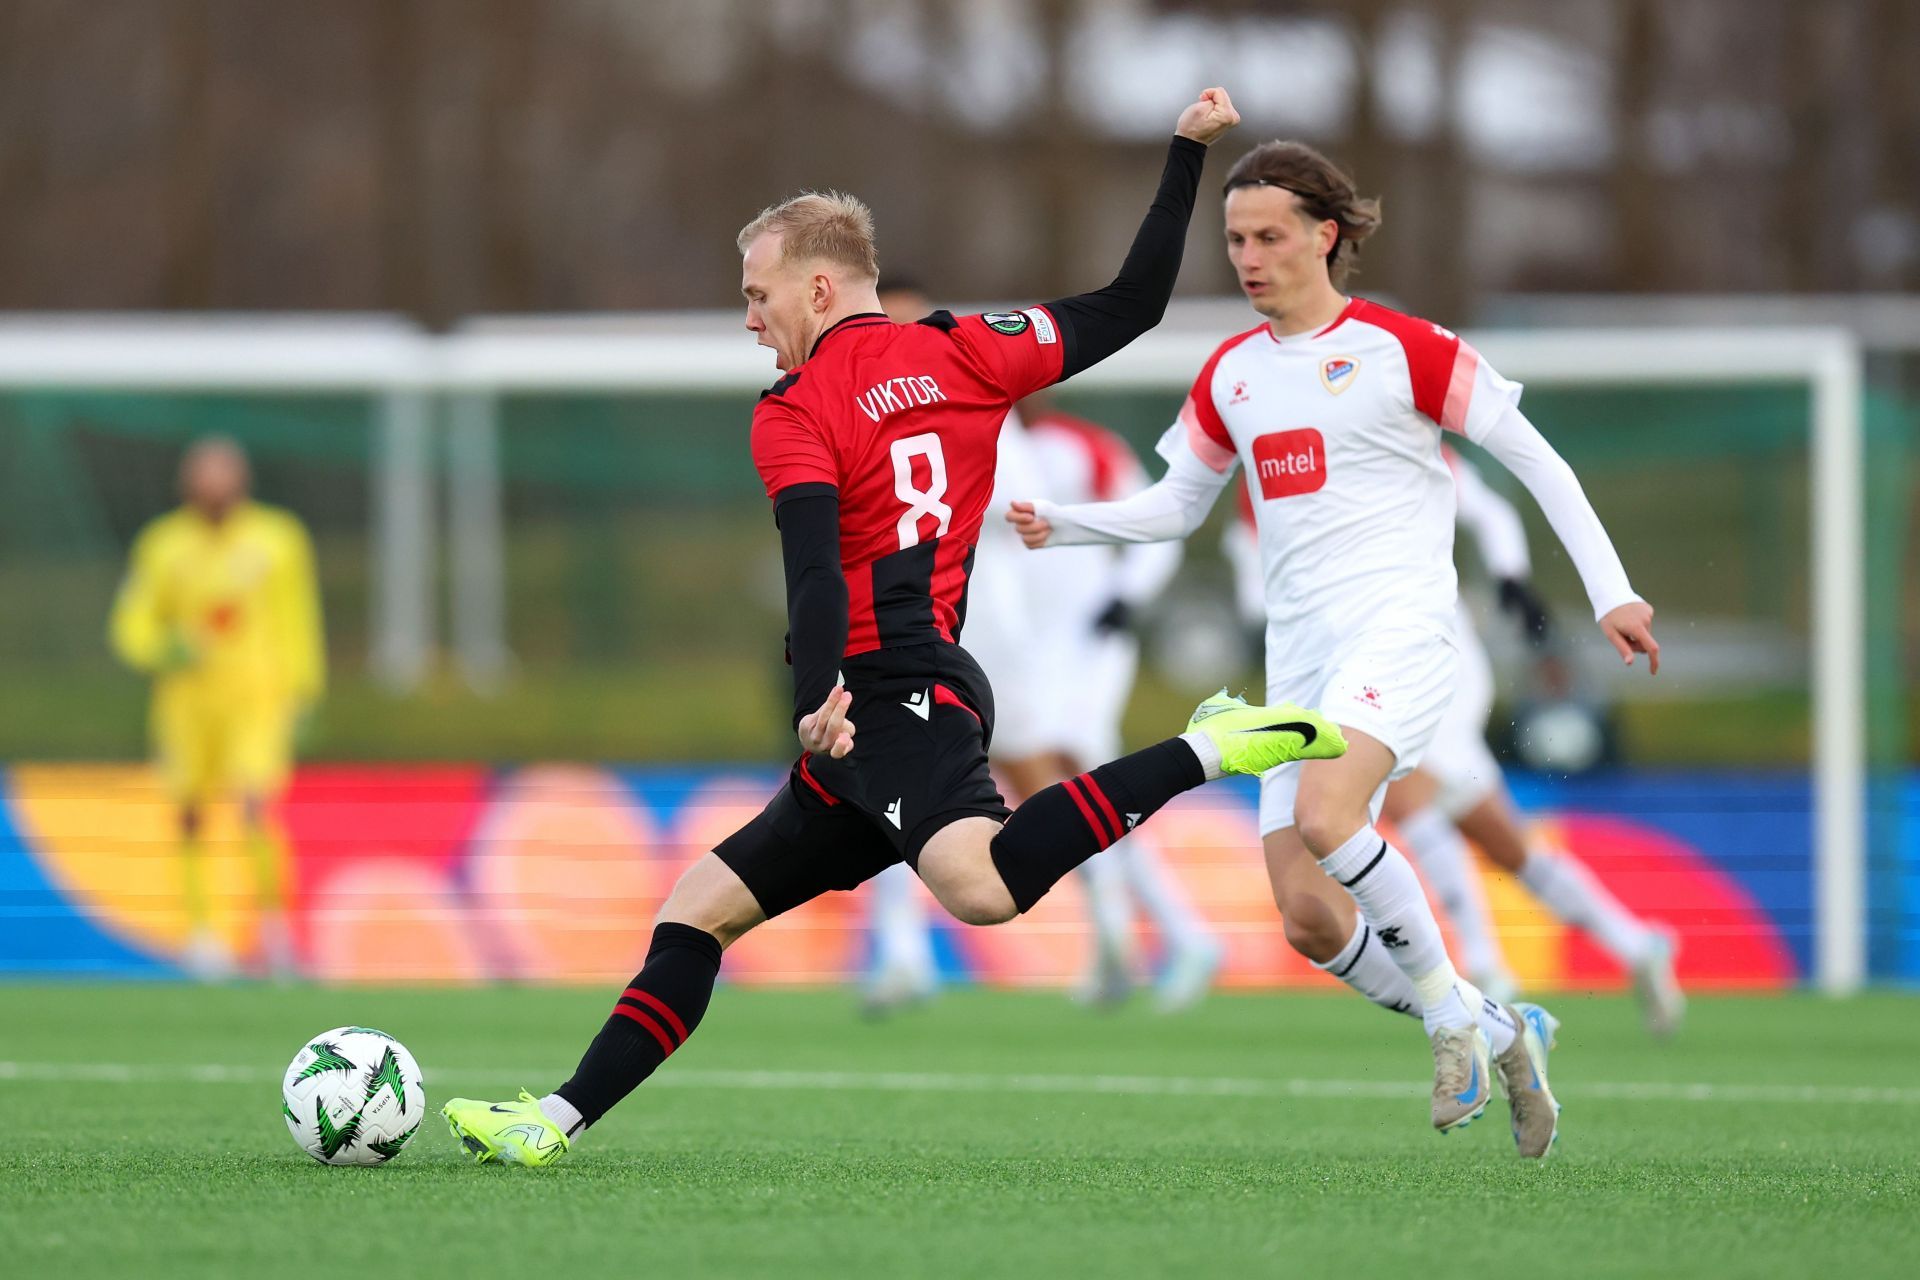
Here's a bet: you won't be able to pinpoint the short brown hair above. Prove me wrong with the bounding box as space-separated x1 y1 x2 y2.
736 191 879 281
1223 142 1381 287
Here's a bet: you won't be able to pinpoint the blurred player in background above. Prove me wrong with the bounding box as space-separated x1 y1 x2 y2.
109 436 324 980
442 89 1349 1168
1013 139 1661 1157
1019 390 1222 1008
1376 448 1685 1037
865 273 1220 1012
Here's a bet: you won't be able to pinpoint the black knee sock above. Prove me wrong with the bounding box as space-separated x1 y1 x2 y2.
554 922 723 1131
989 738 1206 914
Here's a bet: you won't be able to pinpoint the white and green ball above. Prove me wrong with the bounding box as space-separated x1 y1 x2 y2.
281 1027 426 1165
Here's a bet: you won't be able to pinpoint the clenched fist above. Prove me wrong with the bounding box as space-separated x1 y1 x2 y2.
1175 87 1241 146
1006 500 1052 549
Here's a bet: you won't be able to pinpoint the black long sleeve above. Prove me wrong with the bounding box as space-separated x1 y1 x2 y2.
773 485 848 729
1045 135 1207 380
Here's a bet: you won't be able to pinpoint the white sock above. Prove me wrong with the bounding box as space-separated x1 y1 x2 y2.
1396 806 1508 981
540 1093 585 1141
1314 917 1515 1051
1315 918 1421 1018
1428 979 1516 1051
1518 846 1655 969
1114 836 1214 955
1178 731 1223 781
1075 853 1134 963
1318 825 1473 1034
870 862 935 981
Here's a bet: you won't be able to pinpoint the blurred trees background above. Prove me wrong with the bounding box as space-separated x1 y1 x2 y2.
1 0 1916 327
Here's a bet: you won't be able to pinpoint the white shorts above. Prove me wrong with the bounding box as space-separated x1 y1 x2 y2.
1030 631 1136 765
1421 611 1503 819
959 547 1049 756
1258 624 1458 836
983 626 1136 764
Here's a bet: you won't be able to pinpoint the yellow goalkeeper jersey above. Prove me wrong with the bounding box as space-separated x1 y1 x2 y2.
110 501 326 710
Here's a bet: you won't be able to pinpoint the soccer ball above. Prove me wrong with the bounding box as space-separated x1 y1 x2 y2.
281 1027 426 1165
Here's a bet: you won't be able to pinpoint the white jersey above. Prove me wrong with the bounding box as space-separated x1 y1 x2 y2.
1036 297 1640 704
1169 298 1521 677
959 410 1048 708
1225 445 1532 649
1025 412 1184 634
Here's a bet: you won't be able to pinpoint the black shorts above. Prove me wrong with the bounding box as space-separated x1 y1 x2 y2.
714 643 1011 919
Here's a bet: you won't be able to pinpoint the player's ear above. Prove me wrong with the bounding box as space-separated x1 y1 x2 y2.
810 270 834 314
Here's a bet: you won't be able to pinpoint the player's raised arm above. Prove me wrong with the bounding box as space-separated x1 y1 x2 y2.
939 89 1237 409
1039 88 1239 381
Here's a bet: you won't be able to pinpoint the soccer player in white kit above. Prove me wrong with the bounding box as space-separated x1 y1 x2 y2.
1011 140 1659 1157
1378 447 1687 1037
1021 393 1223 1009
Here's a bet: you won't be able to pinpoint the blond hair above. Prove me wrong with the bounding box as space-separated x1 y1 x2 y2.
736 191 879 280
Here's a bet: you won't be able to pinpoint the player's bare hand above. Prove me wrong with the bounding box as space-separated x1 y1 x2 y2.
1600 601 1660 675
798 685 856 758
1175 87 1240 146
1006 500 1052 549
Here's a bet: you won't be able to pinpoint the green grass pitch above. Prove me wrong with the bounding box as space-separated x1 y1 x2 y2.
3 984 1916 1278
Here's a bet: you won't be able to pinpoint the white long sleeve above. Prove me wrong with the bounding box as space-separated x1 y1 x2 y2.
1033 424 1233 546
1450 452 1532 580
1475 404 1639 620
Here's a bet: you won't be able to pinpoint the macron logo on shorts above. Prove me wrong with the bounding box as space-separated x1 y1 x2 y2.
1252 428 1328 500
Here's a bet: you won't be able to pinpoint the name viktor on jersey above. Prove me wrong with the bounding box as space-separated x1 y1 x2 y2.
855 375 948 423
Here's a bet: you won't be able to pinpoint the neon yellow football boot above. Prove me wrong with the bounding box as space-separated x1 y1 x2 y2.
1185 690 1347 775
442 1090 572 1167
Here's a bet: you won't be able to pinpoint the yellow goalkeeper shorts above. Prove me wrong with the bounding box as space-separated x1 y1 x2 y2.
153 688 294 803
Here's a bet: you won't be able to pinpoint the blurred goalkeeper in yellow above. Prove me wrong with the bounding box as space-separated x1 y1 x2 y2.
110 437 324 979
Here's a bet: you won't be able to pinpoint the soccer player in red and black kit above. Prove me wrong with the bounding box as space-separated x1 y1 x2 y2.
443 88 1346 1167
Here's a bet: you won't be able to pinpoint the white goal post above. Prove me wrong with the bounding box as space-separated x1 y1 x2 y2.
0 315 1868 993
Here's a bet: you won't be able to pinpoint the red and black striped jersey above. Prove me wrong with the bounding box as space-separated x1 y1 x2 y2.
751 308 1064 656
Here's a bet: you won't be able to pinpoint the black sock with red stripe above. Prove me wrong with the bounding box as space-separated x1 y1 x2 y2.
989 738 1206 914
553 922 723 1131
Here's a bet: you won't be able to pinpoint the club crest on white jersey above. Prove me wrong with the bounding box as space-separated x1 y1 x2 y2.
1319 356 1359 395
